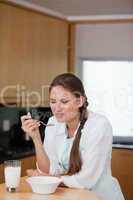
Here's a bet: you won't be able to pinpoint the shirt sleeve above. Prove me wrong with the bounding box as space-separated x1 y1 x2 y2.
61 117 113 189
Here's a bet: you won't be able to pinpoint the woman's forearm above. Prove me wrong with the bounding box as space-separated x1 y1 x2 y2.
33 137 50 174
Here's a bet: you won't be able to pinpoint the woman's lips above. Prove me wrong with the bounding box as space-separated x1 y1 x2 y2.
55 113 64 118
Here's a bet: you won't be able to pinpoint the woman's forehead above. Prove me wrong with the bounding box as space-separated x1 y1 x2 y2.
50 86 74 98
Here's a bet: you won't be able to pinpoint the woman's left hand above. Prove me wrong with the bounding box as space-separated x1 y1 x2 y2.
26 169 48 177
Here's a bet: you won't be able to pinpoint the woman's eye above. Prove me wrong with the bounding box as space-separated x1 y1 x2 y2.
50 101 56 104
61 100 70 104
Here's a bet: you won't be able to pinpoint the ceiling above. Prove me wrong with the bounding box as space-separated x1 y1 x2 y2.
22 0 133 16
7 0 133 20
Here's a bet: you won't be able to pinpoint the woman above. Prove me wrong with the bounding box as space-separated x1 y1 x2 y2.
21 73 124 200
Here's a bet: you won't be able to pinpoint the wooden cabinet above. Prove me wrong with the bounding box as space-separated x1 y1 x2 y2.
0 155 36 183
21 155 36 177
0 164 4 184
0 3 68 106
112 148 133 200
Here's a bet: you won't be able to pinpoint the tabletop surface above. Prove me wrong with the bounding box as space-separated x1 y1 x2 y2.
0 177 103 200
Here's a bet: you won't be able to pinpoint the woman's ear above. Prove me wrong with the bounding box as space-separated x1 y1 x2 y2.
76 96 85 108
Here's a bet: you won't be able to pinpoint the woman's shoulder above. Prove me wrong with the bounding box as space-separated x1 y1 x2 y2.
80 112 113 147
85 111 111 127
82 111 113 138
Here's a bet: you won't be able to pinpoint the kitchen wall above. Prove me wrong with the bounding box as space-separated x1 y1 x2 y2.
75 23 133 60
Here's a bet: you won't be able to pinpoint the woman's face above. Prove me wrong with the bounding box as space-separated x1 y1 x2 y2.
49 86 84 123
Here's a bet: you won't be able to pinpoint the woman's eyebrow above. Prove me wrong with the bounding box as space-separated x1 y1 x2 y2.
50 97 70 101
50 98 56 101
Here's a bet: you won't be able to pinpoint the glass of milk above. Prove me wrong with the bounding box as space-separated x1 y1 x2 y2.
4 160 21 192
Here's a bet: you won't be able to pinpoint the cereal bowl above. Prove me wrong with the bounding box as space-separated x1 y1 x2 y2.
26 176 61 194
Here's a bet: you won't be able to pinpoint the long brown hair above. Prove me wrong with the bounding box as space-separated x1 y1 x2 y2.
49 73 88 175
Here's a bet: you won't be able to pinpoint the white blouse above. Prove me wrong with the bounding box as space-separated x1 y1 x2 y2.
43 111 125 200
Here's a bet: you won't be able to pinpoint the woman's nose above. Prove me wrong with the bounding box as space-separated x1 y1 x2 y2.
54 103 62 112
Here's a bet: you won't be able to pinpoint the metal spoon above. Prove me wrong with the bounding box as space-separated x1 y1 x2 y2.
38 121 54 127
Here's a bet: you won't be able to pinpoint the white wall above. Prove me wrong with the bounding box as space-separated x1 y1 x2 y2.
75 23 133 60
75 23 133 137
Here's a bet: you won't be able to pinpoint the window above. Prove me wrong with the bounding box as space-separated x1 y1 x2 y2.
78 60 133 137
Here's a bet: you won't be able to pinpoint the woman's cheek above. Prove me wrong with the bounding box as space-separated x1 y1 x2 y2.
50 105 56 113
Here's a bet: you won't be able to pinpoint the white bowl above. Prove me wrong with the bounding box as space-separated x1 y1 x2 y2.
26 176 61 194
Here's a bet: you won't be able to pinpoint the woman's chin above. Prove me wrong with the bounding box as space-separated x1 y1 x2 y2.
55 117 65 123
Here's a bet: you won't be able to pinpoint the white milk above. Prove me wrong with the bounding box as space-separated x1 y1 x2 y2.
4 166 21 188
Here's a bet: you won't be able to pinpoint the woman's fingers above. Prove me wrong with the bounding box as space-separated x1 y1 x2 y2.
26 169 42 177
26 169 34 176
21 117 40 132
27 123 40 132
21 115 31 123
21 114 41 140
23 119 39 128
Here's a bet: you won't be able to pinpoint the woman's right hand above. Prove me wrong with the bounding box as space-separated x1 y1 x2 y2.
21 112 40 141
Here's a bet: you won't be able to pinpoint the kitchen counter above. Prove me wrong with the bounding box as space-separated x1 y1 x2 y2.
113 144 133 149
113 136 133 149
0 148 35 164
0 177 103 200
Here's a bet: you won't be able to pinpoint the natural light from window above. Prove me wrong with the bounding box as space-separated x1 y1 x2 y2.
82 61 133 137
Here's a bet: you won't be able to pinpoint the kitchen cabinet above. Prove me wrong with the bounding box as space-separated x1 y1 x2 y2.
0 3 68 106
21 155 36 177
112 148 133 200
0 164 4 184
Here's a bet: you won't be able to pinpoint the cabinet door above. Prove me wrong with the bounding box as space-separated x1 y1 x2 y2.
112 148 133 200
0 3 68 106
0 164 4 184
21 156 36 177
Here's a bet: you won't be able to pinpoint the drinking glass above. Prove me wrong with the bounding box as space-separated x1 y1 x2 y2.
4 160 21 192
